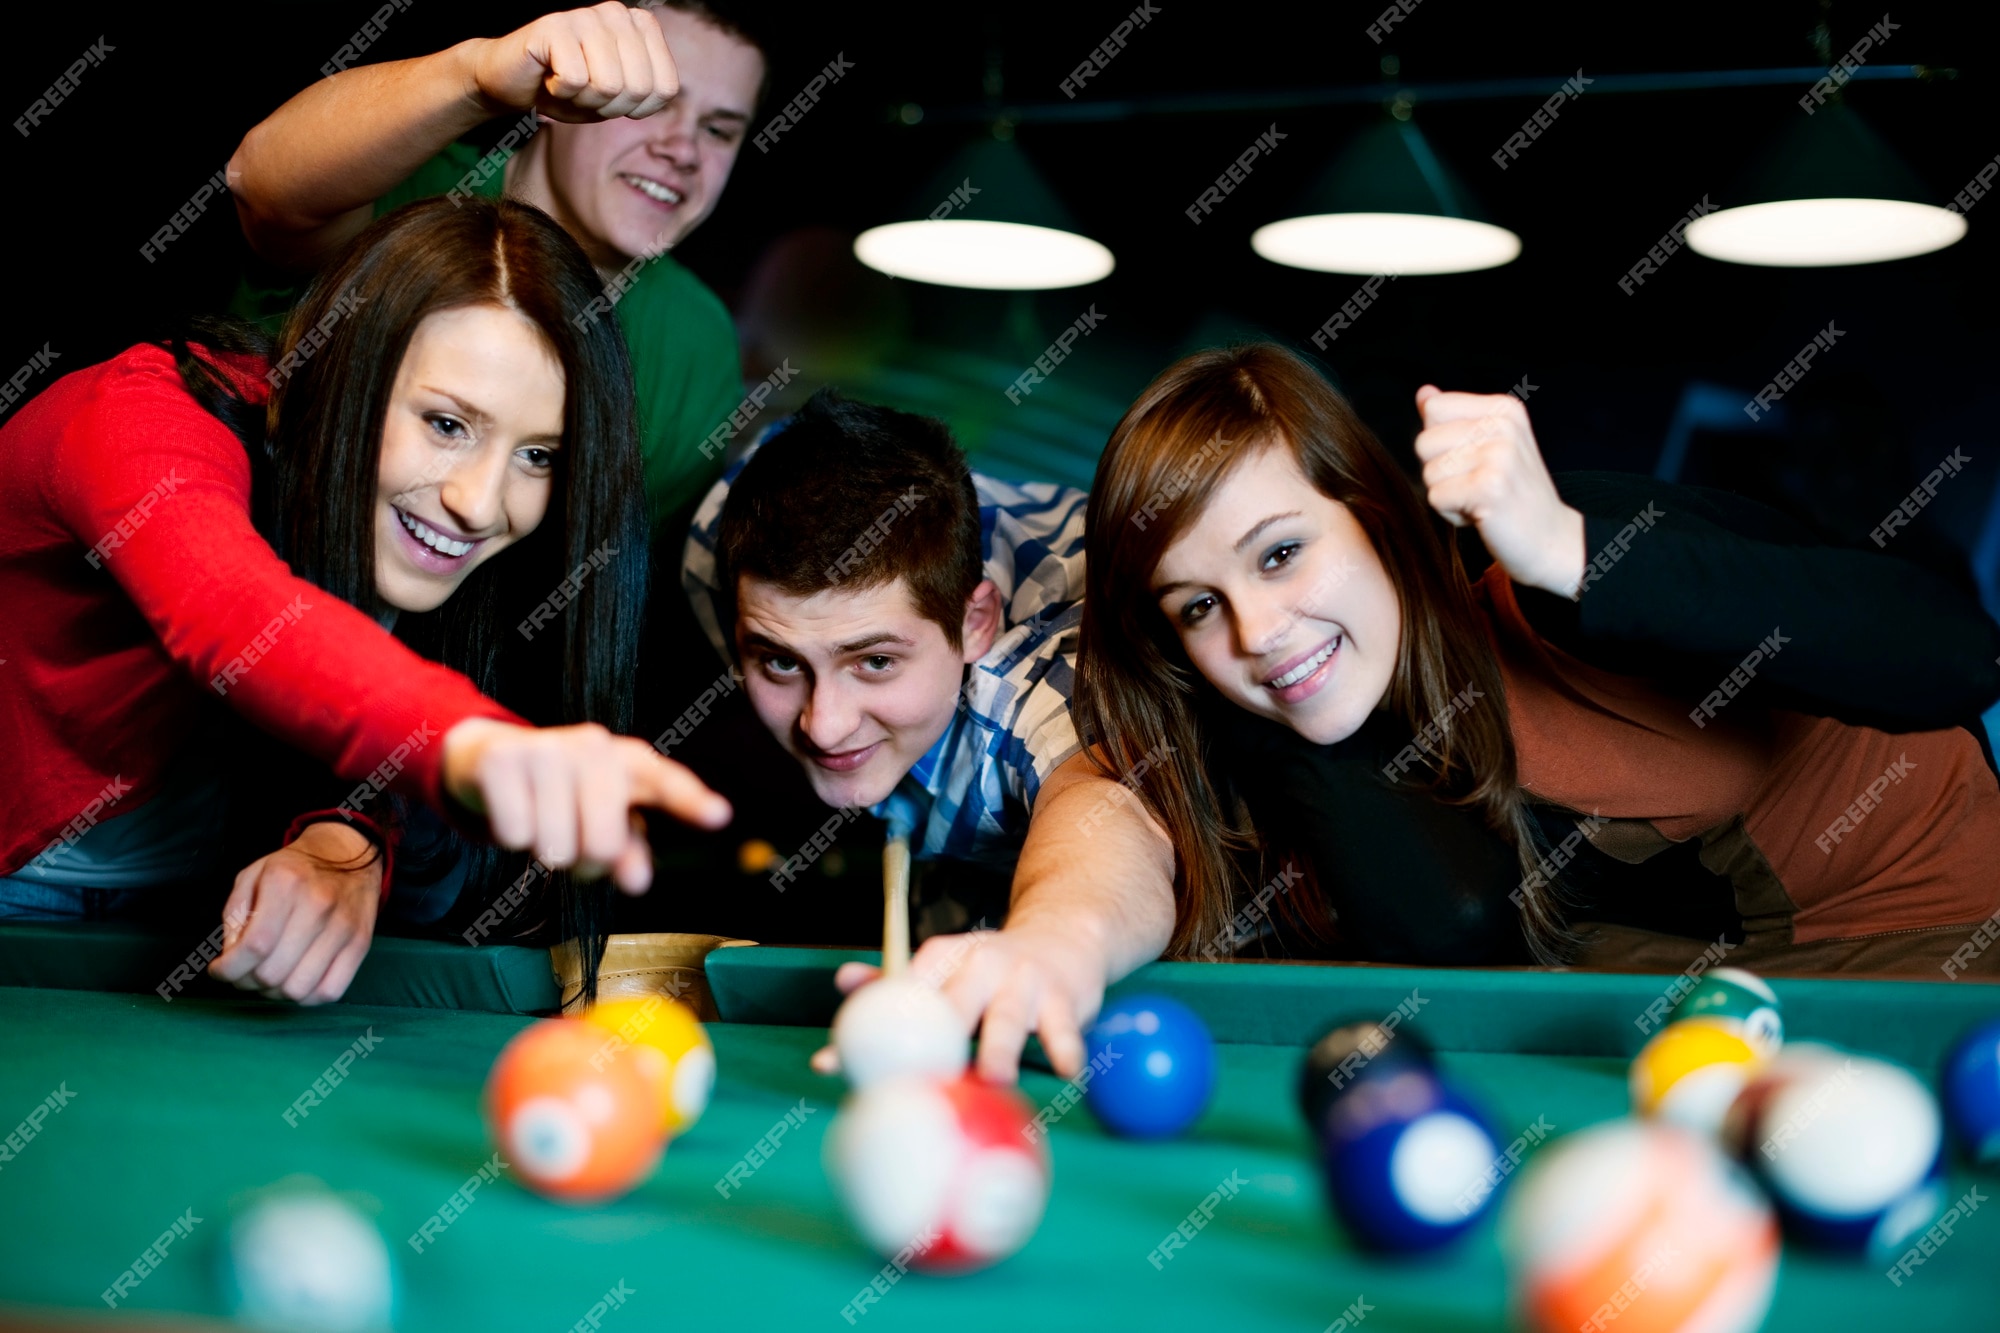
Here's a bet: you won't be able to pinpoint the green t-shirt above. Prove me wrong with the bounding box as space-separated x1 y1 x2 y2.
231 140 740 527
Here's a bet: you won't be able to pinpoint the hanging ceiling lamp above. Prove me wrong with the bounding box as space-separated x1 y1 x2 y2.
1252 113 1521 276
1685 100 1965 266
854 134 1114 290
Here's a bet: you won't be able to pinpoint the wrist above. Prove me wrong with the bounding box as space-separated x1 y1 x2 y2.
449 37 510 120
1540 504 1587 599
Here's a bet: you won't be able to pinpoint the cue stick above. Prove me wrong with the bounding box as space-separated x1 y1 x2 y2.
883 830 912 977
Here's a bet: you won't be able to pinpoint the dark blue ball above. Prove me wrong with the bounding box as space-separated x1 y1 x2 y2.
1082 994 1216 1139
1321 1067 1501 1252
1943 1018 2000 1163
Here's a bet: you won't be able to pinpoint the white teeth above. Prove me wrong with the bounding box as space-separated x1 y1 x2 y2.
624 175 683 204
1269 637 1340 689
397 509 474 558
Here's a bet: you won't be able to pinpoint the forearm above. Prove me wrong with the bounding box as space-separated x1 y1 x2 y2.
1007 760 1176 985
230 39 499 267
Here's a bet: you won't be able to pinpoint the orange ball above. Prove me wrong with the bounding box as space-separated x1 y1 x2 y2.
484 1019 664 1203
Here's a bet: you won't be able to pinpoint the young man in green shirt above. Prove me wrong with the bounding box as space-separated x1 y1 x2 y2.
228 1 765 525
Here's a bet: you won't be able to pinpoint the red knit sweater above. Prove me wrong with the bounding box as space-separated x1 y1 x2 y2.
0 343 518 875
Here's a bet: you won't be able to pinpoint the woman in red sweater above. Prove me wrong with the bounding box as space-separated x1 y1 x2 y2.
0 197 729 1003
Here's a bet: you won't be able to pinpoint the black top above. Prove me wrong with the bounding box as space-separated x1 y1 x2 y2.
1207 471 2000 966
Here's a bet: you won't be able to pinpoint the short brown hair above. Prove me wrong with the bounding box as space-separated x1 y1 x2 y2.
715 390 984 648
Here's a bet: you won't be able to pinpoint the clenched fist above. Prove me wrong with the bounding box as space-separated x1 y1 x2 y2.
467 3 680 123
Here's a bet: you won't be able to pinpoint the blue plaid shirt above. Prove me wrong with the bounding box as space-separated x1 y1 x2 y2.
682 452 1087 867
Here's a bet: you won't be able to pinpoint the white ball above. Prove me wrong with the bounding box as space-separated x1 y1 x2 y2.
226 1191 394 1332
833 977 969 1088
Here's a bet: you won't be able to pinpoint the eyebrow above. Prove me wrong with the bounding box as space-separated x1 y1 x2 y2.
836 632 915 655
419 386 563 448
703 108 751 125
1152 510 1305 600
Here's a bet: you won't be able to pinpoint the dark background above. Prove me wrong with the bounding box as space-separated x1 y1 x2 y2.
6 1 1994 944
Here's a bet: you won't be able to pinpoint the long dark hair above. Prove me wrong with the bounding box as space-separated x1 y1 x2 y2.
171 196 647 999
1075 343 1569 963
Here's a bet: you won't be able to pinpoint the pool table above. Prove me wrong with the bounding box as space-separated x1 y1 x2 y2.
1 946 1996 1331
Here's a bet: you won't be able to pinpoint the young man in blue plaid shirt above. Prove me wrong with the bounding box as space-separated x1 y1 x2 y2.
682 390 1173 1081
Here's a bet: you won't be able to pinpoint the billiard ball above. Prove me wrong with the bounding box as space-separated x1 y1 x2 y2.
1629 1017 1767 1135
582 996 717 1138
832 976 969 1088
1320 1066 1501 1252
223 1185 395 1332
826 1073 1050 1273
1502 1120 1778 1333
1722 1045 1947 1257
484 1018 665 1203
1667 967 1784 1056
1941 1017 2000 1163
1083 994 1216 1140
1299 1019 1435 1137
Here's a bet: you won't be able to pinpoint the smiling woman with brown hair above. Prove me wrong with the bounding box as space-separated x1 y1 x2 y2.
1075 342 2000 977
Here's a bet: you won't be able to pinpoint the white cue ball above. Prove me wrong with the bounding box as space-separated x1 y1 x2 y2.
226 1190 394 1332
833 976 969 1087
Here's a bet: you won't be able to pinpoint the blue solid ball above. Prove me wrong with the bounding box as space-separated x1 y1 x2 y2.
1321 1067 1502 1253
1943 1017 2000 1163
1083 994 1216 1139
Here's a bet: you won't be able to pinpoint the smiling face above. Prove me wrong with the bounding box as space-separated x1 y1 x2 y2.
735 575 999 809
373 304 565 613
518 6 764 268
1151 442 1403 745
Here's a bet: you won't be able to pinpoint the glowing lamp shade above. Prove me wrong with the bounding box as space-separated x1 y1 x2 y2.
1688 102 1966 267
854 137 1113 290
1255 117 1520 276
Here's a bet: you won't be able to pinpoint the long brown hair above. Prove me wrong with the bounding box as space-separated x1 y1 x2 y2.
1075 343 1568 962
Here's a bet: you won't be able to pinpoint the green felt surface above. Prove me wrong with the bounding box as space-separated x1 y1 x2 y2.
2 964 1998 1331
